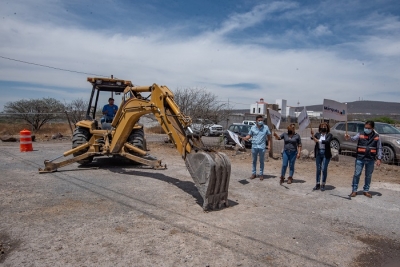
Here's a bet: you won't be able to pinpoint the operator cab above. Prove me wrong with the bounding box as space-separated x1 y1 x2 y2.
86 76 134 129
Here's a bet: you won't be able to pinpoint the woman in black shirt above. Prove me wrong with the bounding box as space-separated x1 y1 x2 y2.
311 123 333 191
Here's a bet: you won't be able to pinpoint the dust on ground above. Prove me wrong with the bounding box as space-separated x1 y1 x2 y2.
0 140 400 266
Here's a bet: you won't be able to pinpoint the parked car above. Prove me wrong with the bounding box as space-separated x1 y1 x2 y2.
223 124 252 148
330 121 400 163
191 119 224 137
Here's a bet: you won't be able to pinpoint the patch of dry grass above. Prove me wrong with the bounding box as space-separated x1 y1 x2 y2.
145 125 165 134
0 121 167 139
0 122 73 138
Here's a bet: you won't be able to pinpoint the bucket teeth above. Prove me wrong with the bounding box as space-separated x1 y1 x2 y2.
185 151 231 211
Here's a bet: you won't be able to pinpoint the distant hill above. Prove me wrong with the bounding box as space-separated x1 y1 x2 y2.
231 109 249 114
297 101 400 114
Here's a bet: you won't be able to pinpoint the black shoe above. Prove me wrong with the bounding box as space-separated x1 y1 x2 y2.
321 185 325 191
313 184 320 190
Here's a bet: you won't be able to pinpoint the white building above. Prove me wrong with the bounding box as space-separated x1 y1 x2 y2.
250 98 267 114
286 106 296 118
276 99 287 117
307 111 322 118
294 110 322 118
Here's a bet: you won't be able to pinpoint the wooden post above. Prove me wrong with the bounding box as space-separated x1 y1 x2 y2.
266 109 273 158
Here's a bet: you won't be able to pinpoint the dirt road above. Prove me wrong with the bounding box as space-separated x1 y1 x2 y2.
1 140 400 266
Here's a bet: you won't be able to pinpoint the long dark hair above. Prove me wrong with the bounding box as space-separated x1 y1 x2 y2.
318 122 330 133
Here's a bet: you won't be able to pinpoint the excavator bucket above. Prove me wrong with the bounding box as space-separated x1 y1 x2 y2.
185 151 231 211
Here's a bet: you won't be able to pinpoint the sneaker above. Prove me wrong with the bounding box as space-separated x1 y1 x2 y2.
250 174 256 179
350 191 357 197
321 185 325 191
313 184 320 190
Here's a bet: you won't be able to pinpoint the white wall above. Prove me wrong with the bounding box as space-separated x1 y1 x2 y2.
287 107 296 117
308 111 322 118
276 99 287 117
250 103 267 114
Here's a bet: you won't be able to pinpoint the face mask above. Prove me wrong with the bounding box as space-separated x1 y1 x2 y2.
364 128 372 134
288 130 293 135
257 121 264 126
321 128 327 133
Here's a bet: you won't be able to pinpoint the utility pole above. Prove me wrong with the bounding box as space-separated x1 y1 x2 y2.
226 98 230 129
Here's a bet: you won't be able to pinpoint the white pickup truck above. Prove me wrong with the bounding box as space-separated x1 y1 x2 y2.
242 120 256 126
191 119 224 137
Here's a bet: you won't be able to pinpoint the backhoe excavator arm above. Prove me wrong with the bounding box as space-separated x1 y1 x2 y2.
109 84 199 158
110 83 231 210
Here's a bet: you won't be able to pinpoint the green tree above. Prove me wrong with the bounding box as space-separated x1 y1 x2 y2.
372 116 396 124
4 98 65 131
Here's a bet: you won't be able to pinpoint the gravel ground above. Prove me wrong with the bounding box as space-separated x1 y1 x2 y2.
1 139 400 267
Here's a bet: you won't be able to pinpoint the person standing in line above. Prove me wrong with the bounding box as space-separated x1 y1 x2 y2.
311 122 333 191
242 115 272 180
102 97 118 123
273 124 302 185
345 121 382 198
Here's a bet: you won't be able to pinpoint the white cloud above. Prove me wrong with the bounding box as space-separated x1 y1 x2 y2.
310 25 332 36
0 1 399 112
359 36 400 57
215 2 298 36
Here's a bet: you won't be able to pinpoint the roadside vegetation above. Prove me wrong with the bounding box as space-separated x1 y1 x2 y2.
371 116 398 125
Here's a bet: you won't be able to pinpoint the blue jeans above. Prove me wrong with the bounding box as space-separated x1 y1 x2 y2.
315 149 331 184
352 159 375 192
252 147 266 175
281 150 297 177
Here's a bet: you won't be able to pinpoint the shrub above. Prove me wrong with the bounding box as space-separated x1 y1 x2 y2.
372 116 397 124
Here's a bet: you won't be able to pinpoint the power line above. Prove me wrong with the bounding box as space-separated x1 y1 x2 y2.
0 55 109 77
0 113 66 115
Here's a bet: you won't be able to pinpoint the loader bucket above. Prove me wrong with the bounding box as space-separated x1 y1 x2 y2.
185 151 231 210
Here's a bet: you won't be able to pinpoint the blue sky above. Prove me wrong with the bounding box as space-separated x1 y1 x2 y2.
0 0 399 111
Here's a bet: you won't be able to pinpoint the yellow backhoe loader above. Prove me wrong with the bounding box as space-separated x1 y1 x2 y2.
39 77 231 210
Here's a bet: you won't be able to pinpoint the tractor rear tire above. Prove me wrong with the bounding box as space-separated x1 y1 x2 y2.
72 127 93 165
128 127 145 152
